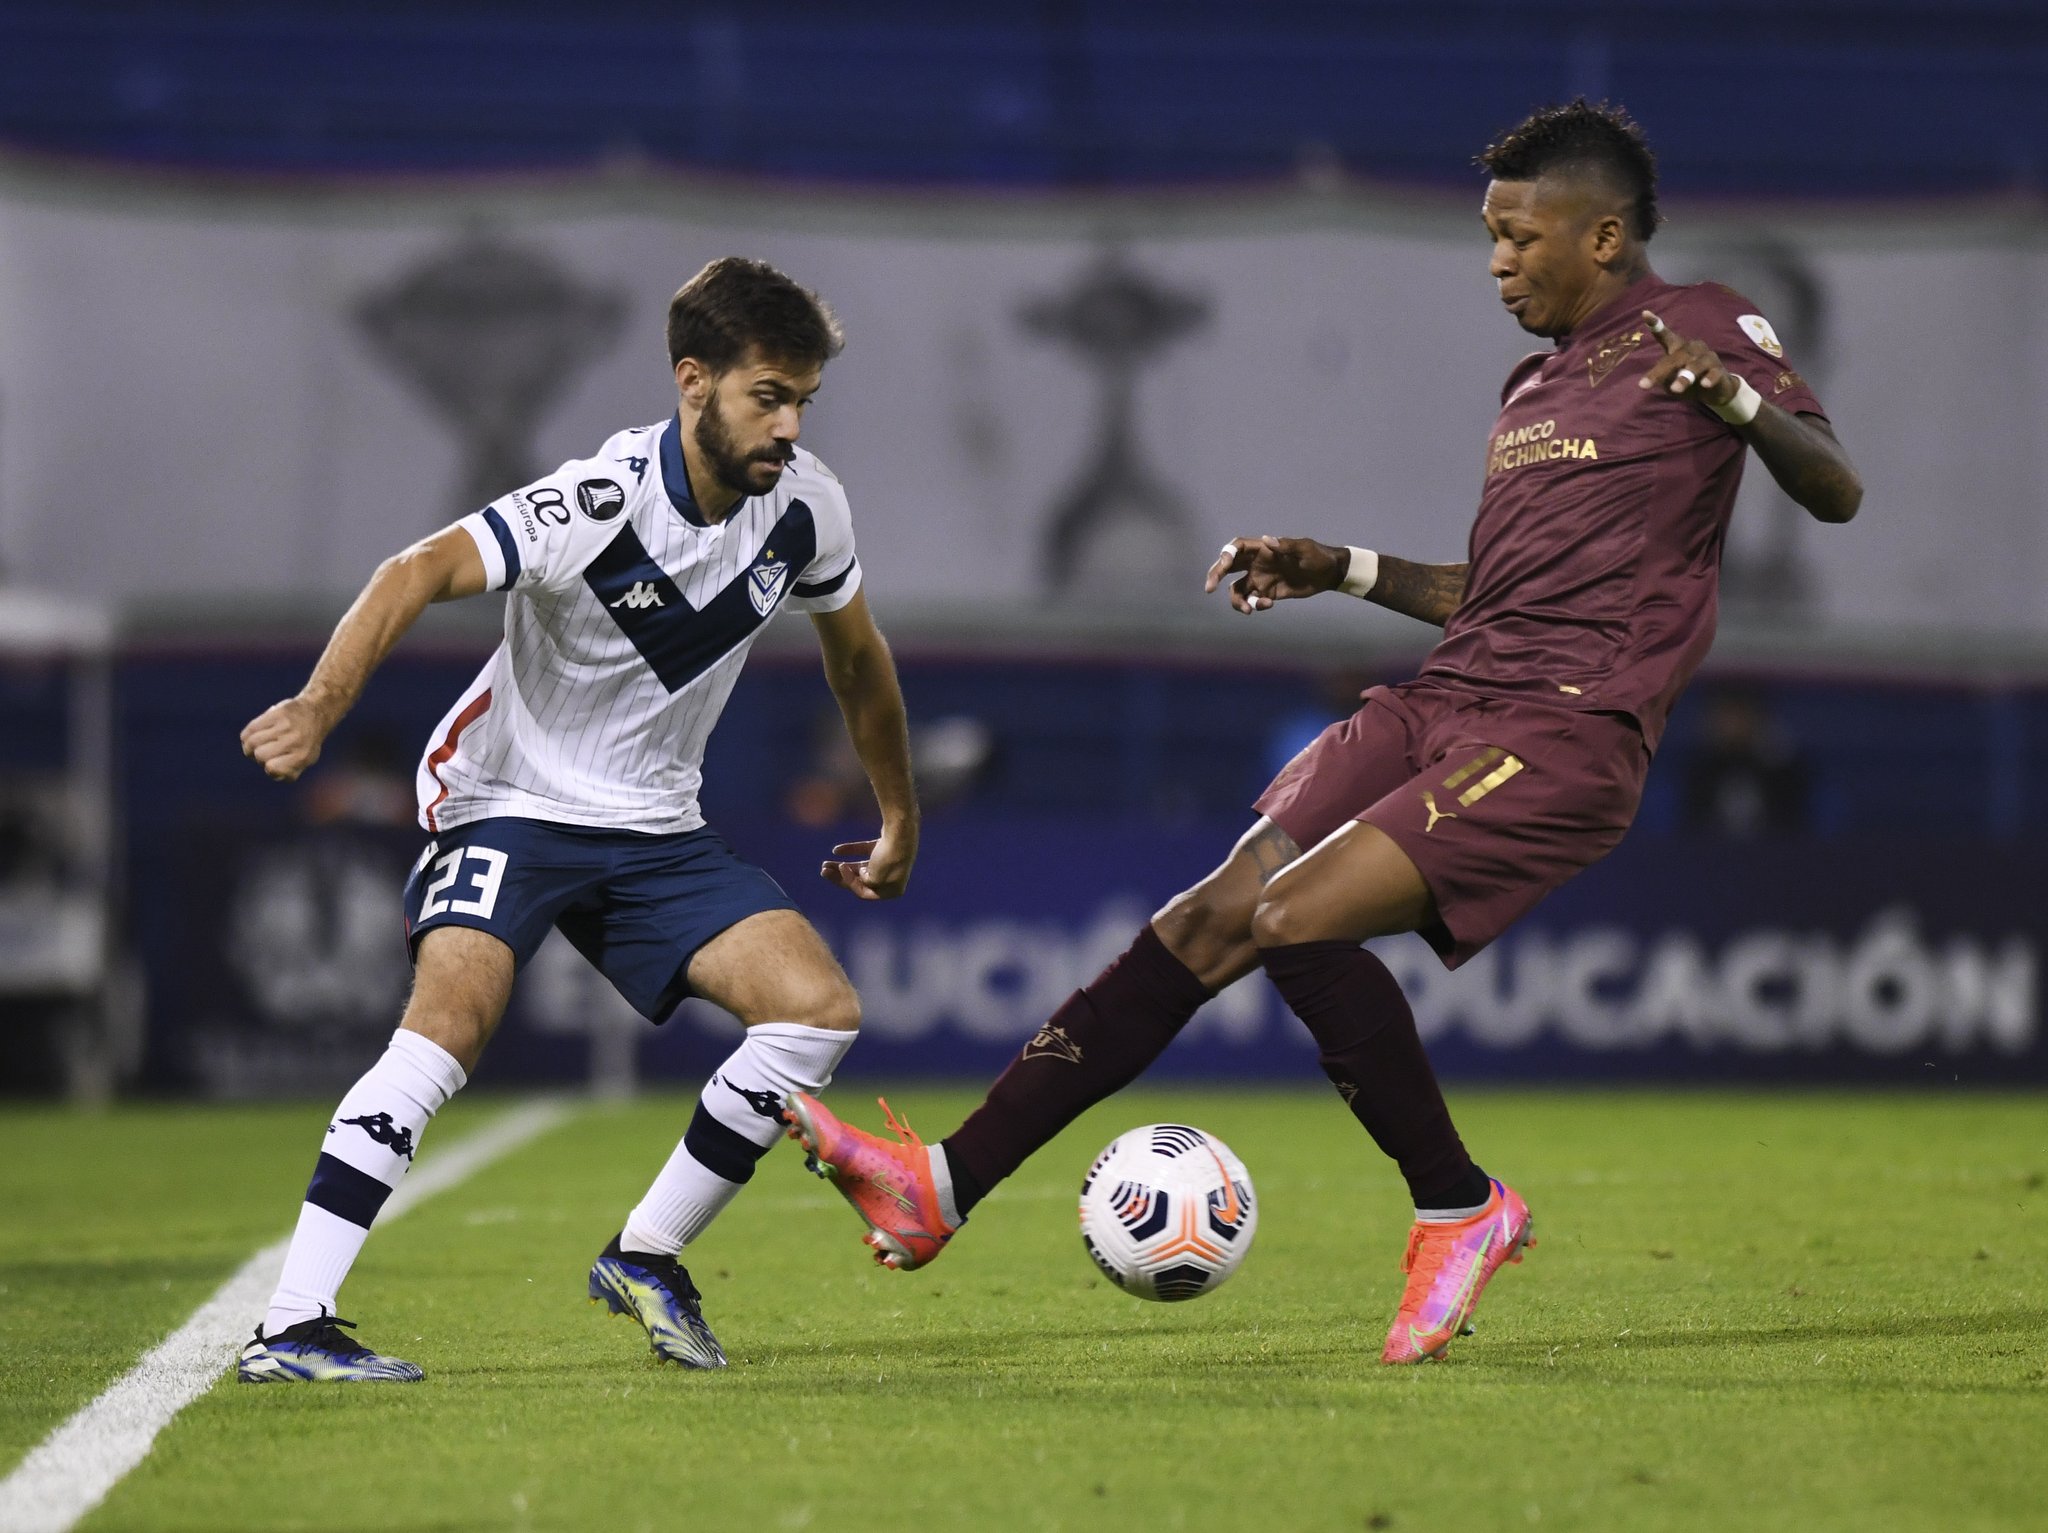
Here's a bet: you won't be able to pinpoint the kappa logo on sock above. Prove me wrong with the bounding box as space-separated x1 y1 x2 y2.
331 1111 416 1160
1022 1023 1084 1065
1330 1077 1360 1105
716 1075 787 1122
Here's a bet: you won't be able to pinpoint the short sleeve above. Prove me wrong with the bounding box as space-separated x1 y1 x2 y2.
784 470 863 614
457 507 516 591
1688 286 1828 421
458 461 625 596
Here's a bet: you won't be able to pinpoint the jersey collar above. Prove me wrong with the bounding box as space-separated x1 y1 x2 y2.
658 413 710 528
1561 272 1666 350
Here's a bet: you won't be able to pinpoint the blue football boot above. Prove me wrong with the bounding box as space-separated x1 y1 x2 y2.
588 1234 728 1369
236 1312 424 1382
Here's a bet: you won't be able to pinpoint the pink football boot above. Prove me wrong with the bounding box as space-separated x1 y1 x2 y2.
783 1093 958 1271
1381 1178 1535 1364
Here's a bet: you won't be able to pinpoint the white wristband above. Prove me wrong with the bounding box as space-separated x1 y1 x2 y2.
1337 546 1380 598
1710 376 1762 427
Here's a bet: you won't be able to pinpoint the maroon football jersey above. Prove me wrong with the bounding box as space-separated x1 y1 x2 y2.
1419 273 1826 749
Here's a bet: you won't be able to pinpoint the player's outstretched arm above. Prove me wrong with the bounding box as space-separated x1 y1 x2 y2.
1361 555 1471 627
1204 537 1468 627
1733 409 1861 525
1639 310 1862 525
240 526 489 782
810 591 919 901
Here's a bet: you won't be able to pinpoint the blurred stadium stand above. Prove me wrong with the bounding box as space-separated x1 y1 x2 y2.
0 2 2044 194
85 624 2048 839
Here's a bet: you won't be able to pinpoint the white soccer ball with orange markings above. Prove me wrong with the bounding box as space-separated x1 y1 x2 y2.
1077 1124 1257 1301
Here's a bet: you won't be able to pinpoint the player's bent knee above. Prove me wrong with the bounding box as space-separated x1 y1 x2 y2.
1248 891 1313 950
1154 885 1256 971
741 970 860 1027
1152 890 1216 953
809 977 863 1033
401 926 516 1070
1250 871 1432 950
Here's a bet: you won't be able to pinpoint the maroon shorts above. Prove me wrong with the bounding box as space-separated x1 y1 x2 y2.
1254 680 1650 968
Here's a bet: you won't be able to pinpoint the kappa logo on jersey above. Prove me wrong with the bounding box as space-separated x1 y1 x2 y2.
747 555 791 616
611 582 664 610
577 478 627 521
1738 314 1785 358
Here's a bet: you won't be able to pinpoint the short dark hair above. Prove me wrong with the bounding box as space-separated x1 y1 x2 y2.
665 257 845 372
1477 99 1661 242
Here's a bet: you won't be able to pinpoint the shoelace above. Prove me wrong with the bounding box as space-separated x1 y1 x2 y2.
1396 1224 1456 1310
878 1096 926 1150
623 1249 705 1308
289 1313 373 1359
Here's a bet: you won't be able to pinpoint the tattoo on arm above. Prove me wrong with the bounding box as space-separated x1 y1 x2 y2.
1742 407 1862 525
1247 823 1303 885
1366 557 1470 628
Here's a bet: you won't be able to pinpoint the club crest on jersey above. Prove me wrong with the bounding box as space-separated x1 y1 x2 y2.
1587 326 1647 386
1737 314 1785 358
576 478 627 521
747 553 790 616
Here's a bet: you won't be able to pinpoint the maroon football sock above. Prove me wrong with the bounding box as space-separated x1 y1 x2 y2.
942 924 1212 1213
1258 940 1483 1208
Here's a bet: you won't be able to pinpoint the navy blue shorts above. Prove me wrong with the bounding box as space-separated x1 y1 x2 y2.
401 817 798 1022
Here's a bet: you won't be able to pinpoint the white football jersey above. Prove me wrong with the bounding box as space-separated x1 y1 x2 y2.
416 414 861 835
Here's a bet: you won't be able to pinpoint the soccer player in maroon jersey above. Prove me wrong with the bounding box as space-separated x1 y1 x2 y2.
785 100 1863 1362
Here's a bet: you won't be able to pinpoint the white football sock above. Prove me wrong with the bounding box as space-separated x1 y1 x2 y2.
927 1143 963 1229
1414 1198 1492 1224
265 1029 467 1334
621 1023 855 1257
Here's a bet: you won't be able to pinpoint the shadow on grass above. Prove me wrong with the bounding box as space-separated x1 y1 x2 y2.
205 1304 2048 1409
298 1323 1387 1397
1489 1303 2048 1358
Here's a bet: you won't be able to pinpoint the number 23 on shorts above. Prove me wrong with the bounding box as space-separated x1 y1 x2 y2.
417 846 509 922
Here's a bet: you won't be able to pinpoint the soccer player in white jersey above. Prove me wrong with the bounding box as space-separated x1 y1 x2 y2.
233 258 916 1380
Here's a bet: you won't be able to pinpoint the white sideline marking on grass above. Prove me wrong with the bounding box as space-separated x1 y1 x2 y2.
0 1099 572 1533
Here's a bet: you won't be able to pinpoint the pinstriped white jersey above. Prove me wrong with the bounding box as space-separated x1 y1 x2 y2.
417 413 861 835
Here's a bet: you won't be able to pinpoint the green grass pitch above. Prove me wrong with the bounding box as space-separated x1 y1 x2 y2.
4 1087 2045 1532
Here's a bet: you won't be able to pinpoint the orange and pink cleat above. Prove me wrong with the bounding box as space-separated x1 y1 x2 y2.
782 1093 958 1271
1380 1178 1534 1364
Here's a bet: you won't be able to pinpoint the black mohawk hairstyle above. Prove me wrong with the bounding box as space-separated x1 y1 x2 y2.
1477 99 1661 242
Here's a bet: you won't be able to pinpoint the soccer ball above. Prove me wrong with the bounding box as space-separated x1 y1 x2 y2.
1077 1124 1257 1301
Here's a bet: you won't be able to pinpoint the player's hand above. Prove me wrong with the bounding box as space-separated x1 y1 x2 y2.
1203 536 1346 613
239 696 330 782
819 823 916 901
1638 310 1740 410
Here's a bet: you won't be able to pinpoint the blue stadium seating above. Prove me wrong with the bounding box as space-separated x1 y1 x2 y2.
0 2 2042 194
